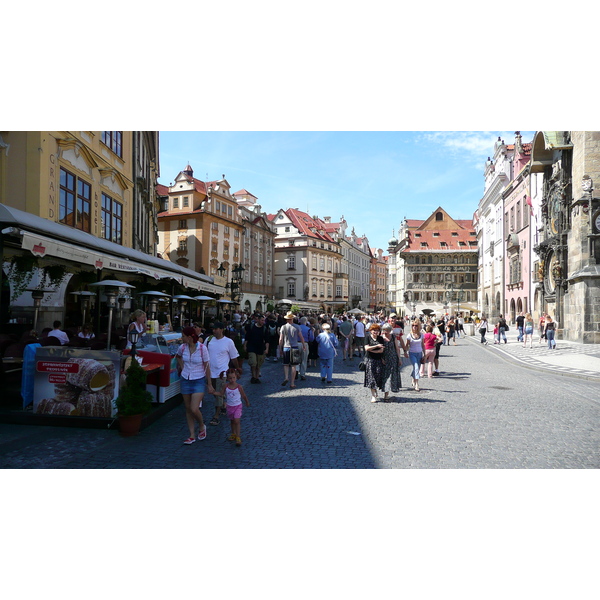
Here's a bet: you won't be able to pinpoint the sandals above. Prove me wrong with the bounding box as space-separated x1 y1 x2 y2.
290 385 296 389
183 437 196 445
281 380 288 386
209 417 220 426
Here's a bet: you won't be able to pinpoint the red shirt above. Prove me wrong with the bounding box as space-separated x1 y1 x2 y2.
423 332 438 350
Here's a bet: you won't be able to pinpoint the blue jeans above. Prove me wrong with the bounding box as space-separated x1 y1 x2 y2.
546 329 556 348
319 357 333 381
517 326 524 341
409 352 423 380
499 327 507 343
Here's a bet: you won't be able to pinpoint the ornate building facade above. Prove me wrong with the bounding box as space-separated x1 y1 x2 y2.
531 131 600 343
390 208 478 316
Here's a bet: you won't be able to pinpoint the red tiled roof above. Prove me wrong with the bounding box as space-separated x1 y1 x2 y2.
402 227 476 252
156 184 169 196
285 208 336 243
233 188 257 198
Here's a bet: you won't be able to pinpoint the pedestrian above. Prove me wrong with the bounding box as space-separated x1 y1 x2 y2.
381 322 405 400
265 313 279 361
432 319 444 376
354 316 366 358
338 316 354 361
278 311 305 389
220 367 250 447
539 313 547 344
307 317 319 368
316 322 338 384
421 324 442 378
478 316 489 344
298 317 311 380
406 320 426 391
363 322 385 403
496 314 508 344
176 326 214 445
243 314 269 384
516 311 525 343
523 313 534 349
445 317 457 346
545 315 557 349
204 322 241 427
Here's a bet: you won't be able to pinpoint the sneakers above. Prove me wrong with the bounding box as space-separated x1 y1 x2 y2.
371 395 377 403
321 377 326 382
235 436 242 447
197 426 207 441
326 380 332 384
183 437 196 445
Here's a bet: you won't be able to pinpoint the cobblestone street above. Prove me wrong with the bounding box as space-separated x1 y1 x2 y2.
1 336 598 469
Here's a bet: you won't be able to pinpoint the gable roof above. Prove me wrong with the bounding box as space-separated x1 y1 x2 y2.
284 208 337 243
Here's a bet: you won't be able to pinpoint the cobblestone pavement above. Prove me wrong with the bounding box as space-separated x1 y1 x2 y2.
1 338 598 468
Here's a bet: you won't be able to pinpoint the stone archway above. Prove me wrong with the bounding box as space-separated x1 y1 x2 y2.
510 298 516 323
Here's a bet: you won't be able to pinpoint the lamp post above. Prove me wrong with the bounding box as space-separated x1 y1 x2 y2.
128 328 140 361
217 263 245 307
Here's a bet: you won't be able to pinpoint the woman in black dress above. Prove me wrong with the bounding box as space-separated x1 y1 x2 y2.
363 323 385 403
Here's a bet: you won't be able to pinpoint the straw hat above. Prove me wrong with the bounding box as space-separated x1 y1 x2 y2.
321 323 331 330
284 311 295 320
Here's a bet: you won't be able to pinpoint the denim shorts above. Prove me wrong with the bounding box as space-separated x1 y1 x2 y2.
180 376 206 395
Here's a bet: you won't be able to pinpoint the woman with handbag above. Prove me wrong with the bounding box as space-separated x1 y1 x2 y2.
406 320 426 392
278 312 306 389
363 323 386 403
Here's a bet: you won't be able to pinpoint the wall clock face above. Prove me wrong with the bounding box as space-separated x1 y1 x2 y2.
595 211 600 233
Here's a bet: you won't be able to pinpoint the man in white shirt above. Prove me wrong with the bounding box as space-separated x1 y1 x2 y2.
205 321 241 426
49 321 70 345
354 317 366 358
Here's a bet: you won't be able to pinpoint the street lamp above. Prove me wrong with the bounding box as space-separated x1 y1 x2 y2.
128 328 140 360
219 263 245 305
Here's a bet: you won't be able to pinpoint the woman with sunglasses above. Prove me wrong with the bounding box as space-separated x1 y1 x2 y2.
406 320 426 391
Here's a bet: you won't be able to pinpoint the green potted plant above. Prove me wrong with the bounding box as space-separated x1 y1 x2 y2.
115 358 153 436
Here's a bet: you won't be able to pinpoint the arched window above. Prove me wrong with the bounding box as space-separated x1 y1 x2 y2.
436 212 443 221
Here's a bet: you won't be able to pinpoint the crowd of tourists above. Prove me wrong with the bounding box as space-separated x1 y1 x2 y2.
169 307 481 446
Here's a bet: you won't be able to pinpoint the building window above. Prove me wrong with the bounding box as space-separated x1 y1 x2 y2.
101 193 123 244
216 200 220 212
59 167 91 232
101 131 122 157
228 205 233 217
173 197 179 209
179 219 187 229
224 226 230 234
336 285 342 297
178 239 187 251
183 196 189 207
285 226 290 232
287 282 296 297
212 222 218 231
288 255 296 270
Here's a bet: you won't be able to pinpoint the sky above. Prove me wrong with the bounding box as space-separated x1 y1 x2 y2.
158 131 535 252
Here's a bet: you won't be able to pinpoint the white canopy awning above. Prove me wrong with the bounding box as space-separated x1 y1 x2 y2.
0 203 226 295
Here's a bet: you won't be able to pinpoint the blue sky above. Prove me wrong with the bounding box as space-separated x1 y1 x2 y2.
158 131 535 253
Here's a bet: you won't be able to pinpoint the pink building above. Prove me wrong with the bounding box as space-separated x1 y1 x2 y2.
502 133 533 322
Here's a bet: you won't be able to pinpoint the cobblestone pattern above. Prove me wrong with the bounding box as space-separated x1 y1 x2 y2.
1 340 598 469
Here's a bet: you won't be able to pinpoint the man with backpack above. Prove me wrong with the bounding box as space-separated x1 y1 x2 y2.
497 314 508 344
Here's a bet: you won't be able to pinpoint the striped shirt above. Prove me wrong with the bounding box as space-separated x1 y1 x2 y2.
177 342 210 380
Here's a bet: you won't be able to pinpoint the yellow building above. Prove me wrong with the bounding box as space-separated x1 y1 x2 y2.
0 132 219 332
